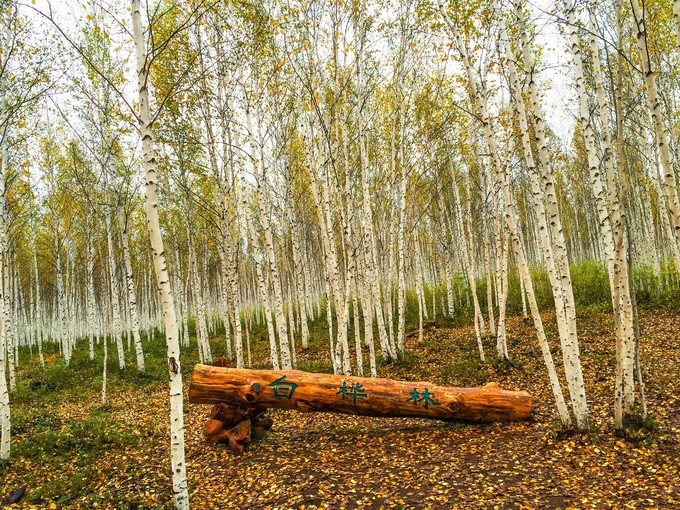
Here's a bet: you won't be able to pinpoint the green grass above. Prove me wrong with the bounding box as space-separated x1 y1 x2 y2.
29 468 98 505
12 407 137 465
441 353 488 386
296 359 335 374
425 259 679 321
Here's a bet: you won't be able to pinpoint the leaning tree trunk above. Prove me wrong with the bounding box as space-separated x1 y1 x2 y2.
131 1 189 507
588 5 638 427
437 0 575 429
630 0 680 266
565 0 635 425
451 166 486 361
500 2 580 371
515 0 582 381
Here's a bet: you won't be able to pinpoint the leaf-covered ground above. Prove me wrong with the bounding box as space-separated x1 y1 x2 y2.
2 308 679 509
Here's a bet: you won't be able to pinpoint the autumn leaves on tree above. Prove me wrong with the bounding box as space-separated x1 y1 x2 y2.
0 0 679 507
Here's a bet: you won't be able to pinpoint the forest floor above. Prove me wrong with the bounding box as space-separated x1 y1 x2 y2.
1 308 679 509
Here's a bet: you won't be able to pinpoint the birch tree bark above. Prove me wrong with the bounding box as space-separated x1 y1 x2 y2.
131 1 189 505
225 113 246 367
396 111 407 360
118 209 145 374
0 11 14 451
86 218 96 362
499 0 582 373
586 3 638 425
354 19 393 363
183 196 212 365
32 236 44 367
451 165 486 361
501 161 572 428
290 213 310 349
245 103 292 370
247 211 280 370
438 1 576 428
0 157 8 461
55 231 68 364
565 0 636 426
105 211 125 370
629 0 680 264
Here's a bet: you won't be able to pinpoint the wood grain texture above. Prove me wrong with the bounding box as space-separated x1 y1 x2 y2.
189 365 532 422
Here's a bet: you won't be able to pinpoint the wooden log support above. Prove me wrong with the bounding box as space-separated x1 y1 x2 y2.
189 365 532 423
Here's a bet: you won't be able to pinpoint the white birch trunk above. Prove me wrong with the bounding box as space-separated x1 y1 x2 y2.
438 1 573 427
451 167 486 361
565 0 634 425
629 0 680 264
587 5 638 425
55 234 69 364
247 214 280 370
290 216 310 349
86 220 96 361
356 74 392 363
246 107 292 370
396 125 407 360
118 210 145 374
105 212 125 370
185 209 211 365
0 11 13 452
131 2 189 505
0 207 8 461
32 238 44 367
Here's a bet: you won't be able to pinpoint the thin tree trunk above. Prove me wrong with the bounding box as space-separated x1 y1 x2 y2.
118 210 145 373
131 2 189 505
438 1 574 428
629 0 680 264
105 212 125 370
246 106 292 370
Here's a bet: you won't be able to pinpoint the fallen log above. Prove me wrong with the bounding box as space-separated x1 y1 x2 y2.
189 365 532 423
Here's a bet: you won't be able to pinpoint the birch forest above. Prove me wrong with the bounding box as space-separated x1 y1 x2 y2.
1 0 679 507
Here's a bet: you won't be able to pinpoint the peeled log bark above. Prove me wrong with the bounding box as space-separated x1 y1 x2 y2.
189 365 532 423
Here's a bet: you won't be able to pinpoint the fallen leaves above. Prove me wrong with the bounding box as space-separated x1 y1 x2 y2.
2 309 679 508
